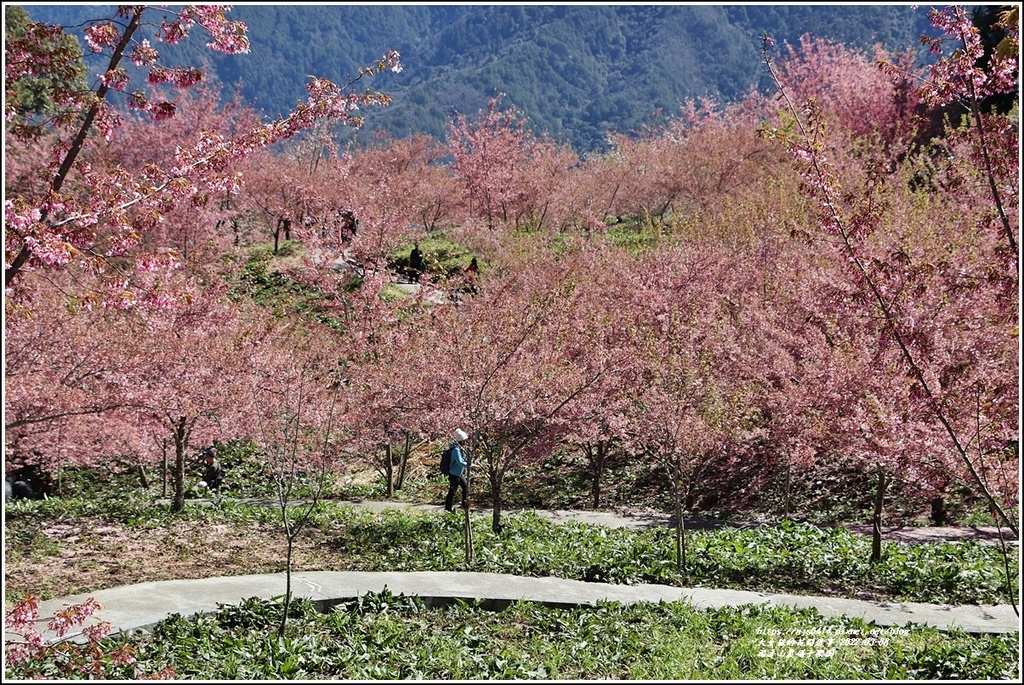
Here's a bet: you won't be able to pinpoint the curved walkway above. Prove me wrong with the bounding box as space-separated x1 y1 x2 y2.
15 501 1022 645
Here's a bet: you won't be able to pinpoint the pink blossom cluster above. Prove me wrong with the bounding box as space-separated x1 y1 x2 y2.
83 21 120 53
382 49 403 73
921 5 1019 106
173 5 251 54
4 44 33 83
5 595 128 674
130 40 160 67
147 66 204 88
99 67 130 92
5 200 41 234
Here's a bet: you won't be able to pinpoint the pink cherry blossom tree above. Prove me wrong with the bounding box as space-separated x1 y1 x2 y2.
621 242 756 572
4 281 150 481
774 34 922 149
120 284 257 512
244 318 347 636
5 5 400 309
552 240 647 509
425 245 611 533
446 94 568 231
760 17 1019 540
341 291 438 498
915 5 1018 265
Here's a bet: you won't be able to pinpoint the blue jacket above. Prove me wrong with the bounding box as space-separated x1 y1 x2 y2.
448 442 467 477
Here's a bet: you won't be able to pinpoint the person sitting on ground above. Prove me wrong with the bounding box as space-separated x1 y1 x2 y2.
201 447 225 494
409 242 425 280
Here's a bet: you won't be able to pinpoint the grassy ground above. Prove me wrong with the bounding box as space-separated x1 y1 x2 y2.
4 453 1017 681
9 592 1018 681
4 493 1017 607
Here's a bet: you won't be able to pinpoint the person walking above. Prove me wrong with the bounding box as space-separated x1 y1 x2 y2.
444 429 470 513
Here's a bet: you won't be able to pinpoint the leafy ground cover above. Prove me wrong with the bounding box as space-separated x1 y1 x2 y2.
7 591 1018 680
4 496 1016 607
5 462 1018 680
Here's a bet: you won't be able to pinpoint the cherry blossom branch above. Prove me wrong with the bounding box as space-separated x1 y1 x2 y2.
5 5 401 298
5 403 145 430
760 34 1017 536
6 8 143 286
920 6 1017 266
957 33 1017 264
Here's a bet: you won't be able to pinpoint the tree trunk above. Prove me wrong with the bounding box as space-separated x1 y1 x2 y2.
463 505 474 564
279 538 294 638
172 417 187 513
674 487 686 574
783 461 791 518
489 468 504 534
588 442 608 510
396 434 410 490
383 443 394 499
869 468 889 564
274 217 289 255
161 439 168 499
464 456 475 564
136 463 150 489
930 496 947 526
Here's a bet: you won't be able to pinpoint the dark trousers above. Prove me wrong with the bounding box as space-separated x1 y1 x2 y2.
445 474 468 511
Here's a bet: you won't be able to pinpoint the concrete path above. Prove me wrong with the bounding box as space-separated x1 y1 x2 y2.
23 570 1020 646
12 500 1021 646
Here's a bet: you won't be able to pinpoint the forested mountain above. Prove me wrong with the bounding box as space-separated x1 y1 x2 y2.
21 3 940 152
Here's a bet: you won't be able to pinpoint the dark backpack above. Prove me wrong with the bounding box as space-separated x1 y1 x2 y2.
439 445 454 476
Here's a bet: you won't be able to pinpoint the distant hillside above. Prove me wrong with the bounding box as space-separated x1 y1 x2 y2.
22 4 940 152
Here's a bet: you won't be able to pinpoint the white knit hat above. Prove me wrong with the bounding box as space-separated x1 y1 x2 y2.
454 428 469 442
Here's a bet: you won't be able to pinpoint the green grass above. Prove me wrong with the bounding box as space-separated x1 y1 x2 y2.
322 507 1018 605
6 488 1018 681
6 498 1017 606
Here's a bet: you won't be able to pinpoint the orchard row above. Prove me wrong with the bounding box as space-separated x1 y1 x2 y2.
4 7 1017 538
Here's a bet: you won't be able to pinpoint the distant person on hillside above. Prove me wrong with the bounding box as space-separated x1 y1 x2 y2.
409 243 425 280
200 447 225 495
8 476 35 500
463 257 479 294
7 464 50 500
444 429 470 513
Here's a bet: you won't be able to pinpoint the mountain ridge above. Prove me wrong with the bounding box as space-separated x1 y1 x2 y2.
20 3 940 152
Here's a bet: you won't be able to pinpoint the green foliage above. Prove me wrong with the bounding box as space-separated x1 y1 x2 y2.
12 494 1013 606
8 592 1016 680
1 484 283 532
228 243 353 332
3 489 174 527
319 507 1016 605
230 243 311 309
4 5 88 123
387 235 478 284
